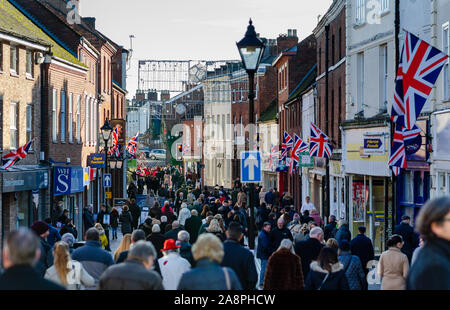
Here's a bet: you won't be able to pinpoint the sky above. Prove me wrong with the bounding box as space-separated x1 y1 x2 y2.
80 0 333 100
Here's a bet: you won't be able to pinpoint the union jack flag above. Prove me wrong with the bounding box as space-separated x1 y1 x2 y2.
1 138 36 170
389 123 407 175
391 30 448 130
268 145 279 170
281 131 293 161
126 132 139 157
309 123 333 159
108 128 120 157
290 134 308 174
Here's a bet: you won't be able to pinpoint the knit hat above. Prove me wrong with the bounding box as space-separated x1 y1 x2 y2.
31 221 49 236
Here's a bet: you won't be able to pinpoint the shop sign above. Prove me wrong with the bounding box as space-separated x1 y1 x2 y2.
89 153 106 168
299 152 313 168
105 192 112 199
54 167 71 196
363 137 385 155
2 169 49 193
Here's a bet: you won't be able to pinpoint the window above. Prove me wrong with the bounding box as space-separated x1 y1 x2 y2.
86 96 90 145
10 102 18 149
52 89 57 142
10 45 18 74
356 0 366 24
76 95 81 143
68 93 73 143
380 44 388 109
60 90 66 142
94 98 97 146
403 171 414 203
26 50 33 77
357 52 365 113
380 0 389 12
443 23 449 101
26 104 33 146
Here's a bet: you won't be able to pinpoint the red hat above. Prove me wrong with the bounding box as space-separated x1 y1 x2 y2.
161 239 181 252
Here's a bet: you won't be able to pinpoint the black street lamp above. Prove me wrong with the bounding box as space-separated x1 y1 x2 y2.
101 119 113 204
236 19 265 250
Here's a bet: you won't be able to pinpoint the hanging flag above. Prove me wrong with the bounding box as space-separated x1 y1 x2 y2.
126 132 139 157
1 138 36 170
268 145 279 170
290 134 308 174
391 30 448 130
309 123 333 159
108 128 119 157
389 123 408 175
281 131 293 161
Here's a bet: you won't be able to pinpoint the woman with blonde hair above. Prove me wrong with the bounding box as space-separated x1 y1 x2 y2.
114 233 132 262
45 241 95 290
326 238 339 250
214 214 226 233
206 219 225 241
94 223 108 250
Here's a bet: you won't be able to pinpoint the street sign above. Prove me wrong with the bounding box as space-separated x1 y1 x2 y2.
240 151 262 183
105 191 112 199
104 173 112 188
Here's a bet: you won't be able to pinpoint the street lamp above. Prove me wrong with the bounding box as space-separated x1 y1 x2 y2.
236 19 265 250
101 119 113 204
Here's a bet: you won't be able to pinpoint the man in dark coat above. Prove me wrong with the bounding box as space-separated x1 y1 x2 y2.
128 199 141 231
264 189 275 206
44 218 61 247
256 222 273 288
0 228 65 290
294 227 325 278
83 205 95 234
394 215 418 262
30 221 54 277
221 222 258 290
184 210 202 244
324 215 337 241
350 226 374 275
164 221 183 241
270 218 293 251
177 230 195 266
127 182 138 200
334 219 352 244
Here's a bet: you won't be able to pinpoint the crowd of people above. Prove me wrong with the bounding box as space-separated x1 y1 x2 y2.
0 165 449 290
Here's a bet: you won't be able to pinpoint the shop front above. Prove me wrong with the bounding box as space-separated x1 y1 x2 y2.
431 109 450 198
330 160 347 221
308 157 326 216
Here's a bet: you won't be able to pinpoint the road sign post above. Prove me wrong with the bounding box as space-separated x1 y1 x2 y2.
104 173 112 188
240 151 262 183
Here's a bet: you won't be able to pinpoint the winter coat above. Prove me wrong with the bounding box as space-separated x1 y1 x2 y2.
179 242 195 266
99 232 108 249
83 208 95 231
264 248 304 290
338 252 366 290
140 221 153 237
119 210 133 235
127 184 138 200
60 224 78 239
350 234 375 273
394 222 419 262
128 203 141 227
221 240 258 290
178 207 191 226
177 259 242 290
259 191 267 205
165 227 183 241
264 191 274 205
305 261 349 290
335 224 351 244
184 215 202 244
146 232 166 259
35 237 54 277
45 260 95 290
47 225 61 247
0 266 65 290
324 221 337 241
269 227 293 251
71 240 115 287
310 212 324 227
158 253 191 290
378 247 409 290
237 191 247 206
407 237 450 290
294 237 324 278
256 230 272 260
98 259 164 290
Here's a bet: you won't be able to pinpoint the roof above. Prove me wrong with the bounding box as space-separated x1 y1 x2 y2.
284 64 317 105
258 99 278 123
1 0 84 66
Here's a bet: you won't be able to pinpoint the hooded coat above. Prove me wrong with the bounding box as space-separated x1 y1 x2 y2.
263 248 304 290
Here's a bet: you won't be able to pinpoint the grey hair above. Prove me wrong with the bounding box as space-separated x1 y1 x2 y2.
61 233 75 247
152 224 161 233
191 210 198 216
277 239 295 254
310 227 324 238
172 221 180 229
128 240 156 262
177 230 190 243
5 228 40 266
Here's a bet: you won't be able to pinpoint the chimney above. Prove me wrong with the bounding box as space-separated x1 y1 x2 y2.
83 17 96 29
276 30 299 54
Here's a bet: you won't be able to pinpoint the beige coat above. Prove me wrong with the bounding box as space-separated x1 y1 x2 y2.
237 191 247 206
378 247 409 290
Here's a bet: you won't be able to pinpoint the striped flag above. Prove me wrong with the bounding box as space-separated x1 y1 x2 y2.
1 138 36 170
126 132 139 157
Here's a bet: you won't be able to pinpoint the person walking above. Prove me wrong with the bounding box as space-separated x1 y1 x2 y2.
184 210 202 244
177 230 194 266
310 209 324 227
165 221 183 241
127 182 138 200
0 229 65 290
98 241 164 290
256 222 273 289
338 241 367 290
378 235 409 290
350 226 374 275
158 239 191 290
177 234 242 290
94 223 109 250
407 197 450 290
324 215 337 241
178 203 191 227
71 228 115 288
270 218 293 252
300 196 315 214
147 224 166 259
83 205 95 235
264 239 304 290
45 241 95 290
30 221 54 277
44 218 61 247
128 199 141 231
305 247 349 290
116 230 147 263
334 219 351 244
394 215 419 263
59 218 78 240
110 208 119 240
221 222 258 290
294 227 325 279
119 205 134 235
114 233 132 262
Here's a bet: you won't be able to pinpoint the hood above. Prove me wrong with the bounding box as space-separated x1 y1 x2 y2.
310 261 344 274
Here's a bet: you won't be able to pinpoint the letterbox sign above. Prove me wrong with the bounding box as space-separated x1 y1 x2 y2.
363 136 385 155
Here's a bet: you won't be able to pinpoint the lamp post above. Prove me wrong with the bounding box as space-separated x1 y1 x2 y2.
236 19 265 250
101 119 113 205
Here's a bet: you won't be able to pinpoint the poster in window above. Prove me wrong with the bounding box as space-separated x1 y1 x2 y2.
353 181 368 222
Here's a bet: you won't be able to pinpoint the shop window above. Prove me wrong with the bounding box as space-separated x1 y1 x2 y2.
402 171 414 203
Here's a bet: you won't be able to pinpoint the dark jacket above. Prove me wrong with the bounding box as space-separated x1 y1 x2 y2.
263 248 304 290
59 224 78 239
116 250 162 276
110 211 119 228
0 266 65 290
406 238 450 290
394 222 418 262
35 237 54 277
178 259 242 290
83 208 95 231
256 230 272 260
184 215 202 244
324 221 337 241
264 191 274 205
119 210 133 235
179 242 194 266
129 203 141 227
97 210 111 229
294 237 324 278
338 252 366 290
47 225 61 247
305 261 349 290
146 233 166 259
71 240 114 285
335 224 351 244
270 226 293 251
350 234 375 272
164 227 183 241
98 259 164 290
221 240 258 290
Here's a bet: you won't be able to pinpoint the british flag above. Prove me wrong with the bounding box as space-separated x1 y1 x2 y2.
126 132 139 157
268 144 279 170
391 30 448 130
289 134 308 174
281 131 293 161
1 138 36 170
389 123 408 175
108 128 120 157
309 123 333 159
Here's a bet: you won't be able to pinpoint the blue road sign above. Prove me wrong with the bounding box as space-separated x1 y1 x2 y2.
104 173 112 188
240 151 262 183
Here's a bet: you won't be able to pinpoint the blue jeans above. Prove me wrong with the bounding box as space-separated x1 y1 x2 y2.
259 259 268 286
111 227 118 237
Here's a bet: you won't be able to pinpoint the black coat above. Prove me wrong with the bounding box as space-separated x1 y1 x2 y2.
119 210 133 234
59 224 78 239
221 240 258 290
164 227 183 241
324 221 337 241
0 266 65 290
35 237 53 277
350 234 375 272
269 227 293 251
407 238 450 290
394 222 418 261
146 233 166 259
129 203 141 227
294 237 324 278
305 262 349 290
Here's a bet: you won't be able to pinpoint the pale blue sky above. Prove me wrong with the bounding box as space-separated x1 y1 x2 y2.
81 0 333 99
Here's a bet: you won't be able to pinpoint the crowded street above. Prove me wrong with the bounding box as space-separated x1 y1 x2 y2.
0 0 449 297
